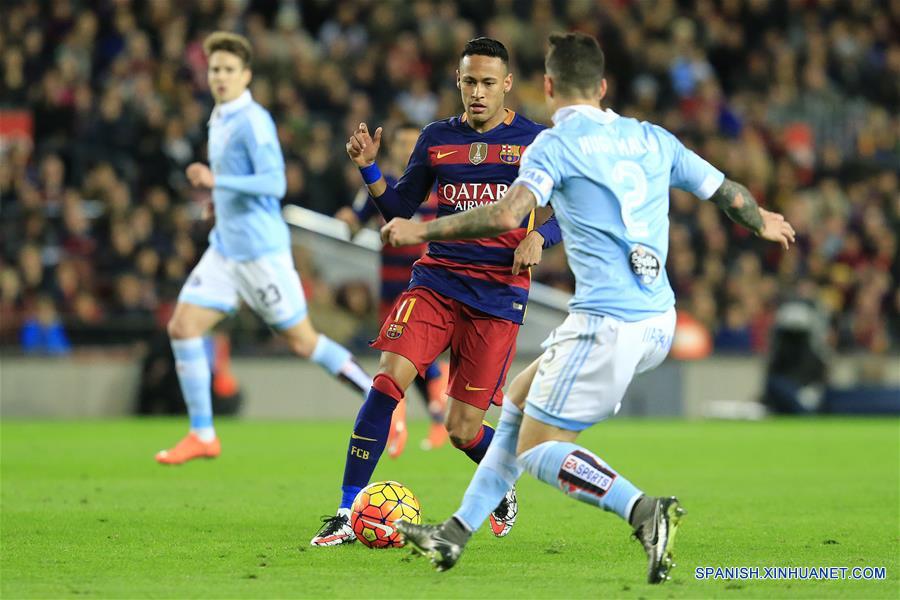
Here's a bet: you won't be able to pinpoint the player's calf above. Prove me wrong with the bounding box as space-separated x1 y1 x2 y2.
446 401 495 463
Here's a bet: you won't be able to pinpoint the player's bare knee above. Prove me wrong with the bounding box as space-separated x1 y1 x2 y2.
515 437 539 457
506 358 540 409
286 332 317 358
449 432 475 448
506 375 530 409
446 419 480 448
375 357 417 391
167 317 193 340
288 339 313 358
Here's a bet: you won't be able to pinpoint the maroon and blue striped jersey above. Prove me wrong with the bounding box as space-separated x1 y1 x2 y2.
372 110 559 324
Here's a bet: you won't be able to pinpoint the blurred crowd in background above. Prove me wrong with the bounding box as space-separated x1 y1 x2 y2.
0 0 897 358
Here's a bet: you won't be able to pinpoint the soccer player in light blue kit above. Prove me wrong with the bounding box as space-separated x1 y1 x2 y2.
386 33 796 583
156 32 372 465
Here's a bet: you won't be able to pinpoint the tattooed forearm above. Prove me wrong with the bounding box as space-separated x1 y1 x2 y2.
424 199 509 240
423 184 537 241
709 178 764 234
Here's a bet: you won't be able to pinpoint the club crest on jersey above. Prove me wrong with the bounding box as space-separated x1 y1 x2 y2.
629 244 661 285
499 144 522 164
385 323 404 339
469 142 488 165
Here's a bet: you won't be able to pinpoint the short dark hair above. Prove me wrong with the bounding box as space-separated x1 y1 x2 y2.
545 32 605 96
460 37 509 65
389 121 421 145
203 31 252 68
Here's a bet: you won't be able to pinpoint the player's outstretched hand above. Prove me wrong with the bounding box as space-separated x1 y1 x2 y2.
381 218 426 247
346 122 383 167
757 208 796 250
512 231 544 275
186 162 214 189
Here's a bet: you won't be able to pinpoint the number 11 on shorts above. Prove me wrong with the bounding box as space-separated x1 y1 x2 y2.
395 298 417 323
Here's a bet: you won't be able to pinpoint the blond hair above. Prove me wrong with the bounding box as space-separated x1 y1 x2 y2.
202 31 252 68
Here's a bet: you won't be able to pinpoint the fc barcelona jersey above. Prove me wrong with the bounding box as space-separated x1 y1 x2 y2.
392 110 545 324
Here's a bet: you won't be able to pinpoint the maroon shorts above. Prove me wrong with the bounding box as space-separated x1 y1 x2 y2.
371 287 519 410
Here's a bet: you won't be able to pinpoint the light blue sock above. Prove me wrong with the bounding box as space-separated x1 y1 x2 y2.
454 400 523 531
171 338 215 441
518 441 642 521
311 334 372 396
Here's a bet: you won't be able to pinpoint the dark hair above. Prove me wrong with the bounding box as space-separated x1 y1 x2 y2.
203 31 252 68
388 121 421 146
460 37 509 65
389 121 422 142
392 121 421 135
545 32 605 96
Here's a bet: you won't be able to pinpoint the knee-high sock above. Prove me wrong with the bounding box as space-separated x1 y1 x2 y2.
171 338 214 441
453 422 495 464
453 401 523 531
340 374 402 508
311 334 372 396
517 441 643 521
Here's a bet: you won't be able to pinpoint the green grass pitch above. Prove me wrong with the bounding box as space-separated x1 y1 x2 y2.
2 418 898 598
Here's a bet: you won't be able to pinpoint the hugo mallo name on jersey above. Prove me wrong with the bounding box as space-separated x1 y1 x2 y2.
515 105 725 322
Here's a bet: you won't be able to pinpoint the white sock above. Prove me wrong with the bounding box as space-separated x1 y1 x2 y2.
171 338 216 442
193 427 217 442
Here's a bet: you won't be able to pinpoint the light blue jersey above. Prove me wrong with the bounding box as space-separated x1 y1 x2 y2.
516 105 724 321
207 90 288 260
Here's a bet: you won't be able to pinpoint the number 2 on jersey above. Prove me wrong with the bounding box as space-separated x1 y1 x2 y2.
612 160 649 238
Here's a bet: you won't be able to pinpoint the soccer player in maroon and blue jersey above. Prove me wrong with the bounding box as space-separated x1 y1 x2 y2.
311 38 562 546
336 123 449 456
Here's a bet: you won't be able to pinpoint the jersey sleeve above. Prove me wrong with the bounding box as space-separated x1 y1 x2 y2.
535 212 563 248
513 130 564 207
215 111 287 198
657 125 724 200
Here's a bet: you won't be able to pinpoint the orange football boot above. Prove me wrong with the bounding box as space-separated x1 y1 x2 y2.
422 422 449 451
386 397 408 459
155 433 221 465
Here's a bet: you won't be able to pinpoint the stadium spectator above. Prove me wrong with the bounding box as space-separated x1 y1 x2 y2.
20 294 70 355
0 0 896 356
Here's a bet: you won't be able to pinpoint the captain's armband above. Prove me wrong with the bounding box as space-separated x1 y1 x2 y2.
515 168 554 206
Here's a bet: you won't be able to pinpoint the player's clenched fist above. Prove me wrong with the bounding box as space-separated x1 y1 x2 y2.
186 162 215 189
381 218 426 247
346 122 384 167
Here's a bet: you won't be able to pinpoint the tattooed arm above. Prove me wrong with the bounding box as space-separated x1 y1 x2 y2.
709 178 764 233
709 178 796 249
381 183 538 247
